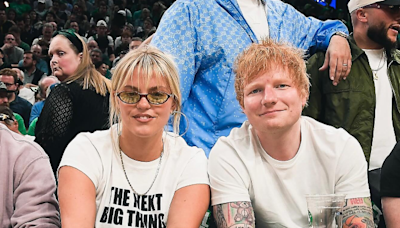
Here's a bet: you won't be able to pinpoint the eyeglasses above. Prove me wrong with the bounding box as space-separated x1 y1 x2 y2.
116 91 174 105
363 3 400 13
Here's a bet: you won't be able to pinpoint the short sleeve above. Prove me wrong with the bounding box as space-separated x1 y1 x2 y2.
58 133 103 189
208 138 251 206
381 142 400 197
335 135 370 199
176 150 209 190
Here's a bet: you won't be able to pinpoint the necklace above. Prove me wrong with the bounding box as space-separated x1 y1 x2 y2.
119 140 164 196
371 52 385 80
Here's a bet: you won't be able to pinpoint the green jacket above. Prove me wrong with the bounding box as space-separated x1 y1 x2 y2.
303 35 400 162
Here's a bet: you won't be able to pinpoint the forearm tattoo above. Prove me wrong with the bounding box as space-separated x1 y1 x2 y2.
213 202 255 228
342 197 374 228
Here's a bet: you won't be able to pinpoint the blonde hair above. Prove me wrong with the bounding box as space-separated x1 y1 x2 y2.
109 45 182 139
234 38 310 108
55 33 110 96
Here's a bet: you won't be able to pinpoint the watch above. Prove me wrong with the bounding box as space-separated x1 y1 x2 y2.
332 31 348 39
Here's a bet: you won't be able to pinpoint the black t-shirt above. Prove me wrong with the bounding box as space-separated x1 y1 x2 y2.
381 141 400 197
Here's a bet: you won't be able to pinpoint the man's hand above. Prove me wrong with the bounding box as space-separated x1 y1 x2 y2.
319 35 351 86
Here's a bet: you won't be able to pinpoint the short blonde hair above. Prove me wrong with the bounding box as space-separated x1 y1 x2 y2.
234 39 310 108
110 45 182 134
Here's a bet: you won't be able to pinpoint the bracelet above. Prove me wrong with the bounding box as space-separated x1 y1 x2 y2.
332 31 348 39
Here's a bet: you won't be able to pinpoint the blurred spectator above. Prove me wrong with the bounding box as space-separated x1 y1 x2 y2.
89 0 110 26
109 9 128 39
0 106 20 134
0 68 31 128
94 60 108 77
87 40 99 51
114 24 134 48
18 44 50 75
1 33 24 65
114 30 131 56
0 81 10 106
13 68 35 105
137 17 156 40
44 11 57 24
7 9 17 24
8 25 30 51
129 37 143 51
152 1 166 26
22 51 46 86
29 76 59 124
66 21 88 43
95 34 114 64
35 0 48 21
49 0 68 28
90 48 103 65
134 7 150 29
88 20 114 49
32 22 54 47
0 8 15 46
0 49 11 70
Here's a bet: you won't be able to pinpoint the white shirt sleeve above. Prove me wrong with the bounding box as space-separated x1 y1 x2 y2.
208 137 251 206
335 135 370 199
58 133 104 188
176 149 209 190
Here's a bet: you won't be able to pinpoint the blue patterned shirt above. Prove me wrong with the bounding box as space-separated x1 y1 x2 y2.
151 0 348 156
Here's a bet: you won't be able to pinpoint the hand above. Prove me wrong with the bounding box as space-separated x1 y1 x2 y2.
319 35 351 86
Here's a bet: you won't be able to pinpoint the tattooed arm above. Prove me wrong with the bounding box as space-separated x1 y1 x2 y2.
342 197 374 228
213 202 255 228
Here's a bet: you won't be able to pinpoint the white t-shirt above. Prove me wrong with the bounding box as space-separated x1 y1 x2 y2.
59 127 209 227
237 0 269 41
363 49 396 171
209 117 370 227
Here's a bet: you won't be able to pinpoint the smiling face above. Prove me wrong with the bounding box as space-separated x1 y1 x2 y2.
242 66 306 135
116 68 175 139
49 35 81 81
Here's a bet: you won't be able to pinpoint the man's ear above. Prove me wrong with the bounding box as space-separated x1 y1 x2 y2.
356 8 368 23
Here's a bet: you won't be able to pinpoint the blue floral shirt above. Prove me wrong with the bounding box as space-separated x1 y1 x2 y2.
151 0 348 156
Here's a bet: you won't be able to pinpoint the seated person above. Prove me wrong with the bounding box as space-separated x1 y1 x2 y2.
57 46 210 227
0 119 60 227
208 39 373 227
0 106 34 140
381 141 400 227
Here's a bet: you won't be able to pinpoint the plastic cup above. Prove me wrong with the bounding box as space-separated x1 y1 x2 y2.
306 194 346 228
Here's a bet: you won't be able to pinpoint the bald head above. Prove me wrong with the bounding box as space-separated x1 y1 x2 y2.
87 40 98 51
31 44 42 57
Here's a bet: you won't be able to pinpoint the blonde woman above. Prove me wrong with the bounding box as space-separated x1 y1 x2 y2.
58 46 210 227
35 30 110 173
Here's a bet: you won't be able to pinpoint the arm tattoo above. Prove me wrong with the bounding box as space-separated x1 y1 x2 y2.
214 204 228 228
213 201 255 228
342 197 374 228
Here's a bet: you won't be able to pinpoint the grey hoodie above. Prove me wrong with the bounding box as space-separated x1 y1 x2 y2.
0 124 60 227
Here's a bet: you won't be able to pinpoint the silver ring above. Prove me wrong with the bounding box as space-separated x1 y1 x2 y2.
342 63 348 66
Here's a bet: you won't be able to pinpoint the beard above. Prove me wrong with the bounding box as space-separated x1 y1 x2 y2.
367 21 398 53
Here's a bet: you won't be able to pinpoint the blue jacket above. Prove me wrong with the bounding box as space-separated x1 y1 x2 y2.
151 0 348 156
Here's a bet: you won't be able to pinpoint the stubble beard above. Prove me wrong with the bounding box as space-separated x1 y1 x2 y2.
367 21 398 54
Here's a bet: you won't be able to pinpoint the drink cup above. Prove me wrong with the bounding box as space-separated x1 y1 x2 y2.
306 194 346 228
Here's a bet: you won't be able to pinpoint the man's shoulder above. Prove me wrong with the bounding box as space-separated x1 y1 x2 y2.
210 121 255 160
0 124 48 162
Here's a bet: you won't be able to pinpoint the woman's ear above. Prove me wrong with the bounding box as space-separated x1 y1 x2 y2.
79 53 83 61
